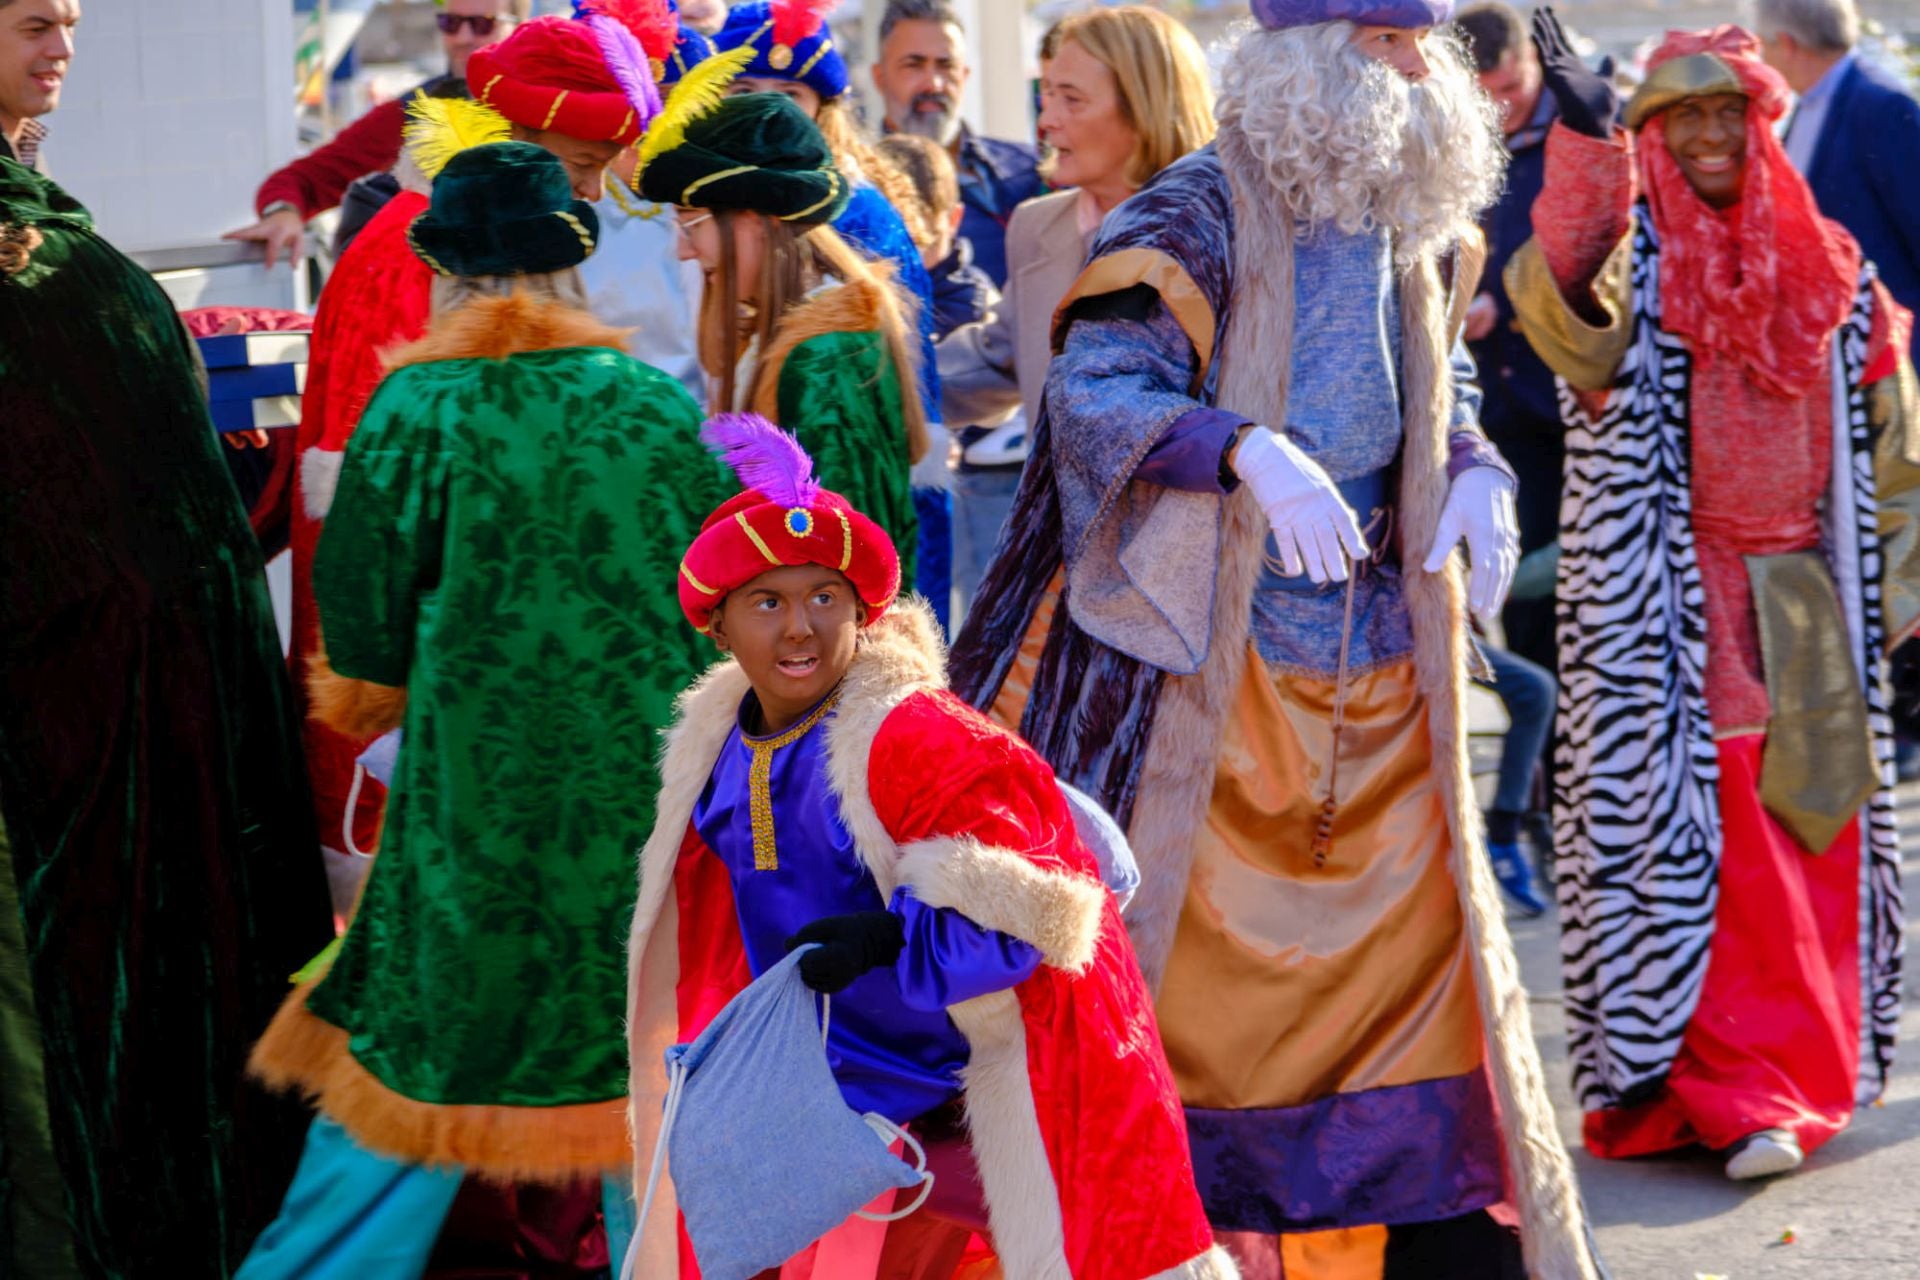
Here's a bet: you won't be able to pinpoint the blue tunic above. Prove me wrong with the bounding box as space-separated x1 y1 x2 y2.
691 693 1041 1123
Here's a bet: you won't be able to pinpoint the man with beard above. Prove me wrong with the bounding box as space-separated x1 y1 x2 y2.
949 4 1601 1276
870 0 1042 290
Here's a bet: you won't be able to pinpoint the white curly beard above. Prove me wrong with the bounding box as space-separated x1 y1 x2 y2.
1216 18 1507 264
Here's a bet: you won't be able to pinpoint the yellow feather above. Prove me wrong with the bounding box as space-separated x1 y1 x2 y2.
636 45 756 178
404 96 512 181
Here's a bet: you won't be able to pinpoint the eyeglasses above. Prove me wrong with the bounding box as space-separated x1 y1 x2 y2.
435 13 501 36
676 211 716 235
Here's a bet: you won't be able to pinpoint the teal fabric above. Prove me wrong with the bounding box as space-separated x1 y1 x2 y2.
237 1117 465 1280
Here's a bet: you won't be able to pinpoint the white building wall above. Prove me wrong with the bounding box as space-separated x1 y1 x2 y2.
48 0 294 256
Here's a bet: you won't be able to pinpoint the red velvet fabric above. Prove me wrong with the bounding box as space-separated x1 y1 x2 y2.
469 17 642 145
1583 733 1862 1158
1638 27 1860 399
290 192 435 855
679 487 901 633
665 690 1215 1280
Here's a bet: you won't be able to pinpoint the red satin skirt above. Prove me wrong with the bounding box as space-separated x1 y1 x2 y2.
1583 733 1862 1158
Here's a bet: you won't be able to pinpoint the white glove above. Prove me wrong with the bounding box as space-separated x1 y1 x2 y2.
1421 465 1519 617
1231 427 1369 584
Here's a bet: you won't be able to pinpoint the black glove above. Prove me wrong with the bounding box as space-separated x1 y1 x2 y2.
1531 7 1618 139
785 910 906 994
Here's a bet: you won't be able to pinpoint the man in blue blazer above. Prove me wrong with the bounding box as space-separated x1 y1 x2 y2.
1760 0 1920 354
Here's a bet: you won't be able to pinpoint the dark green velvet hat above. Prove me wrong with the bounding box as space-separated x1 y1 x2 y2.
407 142 600 278
635 92 849 227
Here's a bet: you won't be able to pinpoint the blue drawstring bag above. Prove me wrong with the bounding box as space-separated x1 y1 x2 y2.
1060 780 1141 912
623 947 932 1280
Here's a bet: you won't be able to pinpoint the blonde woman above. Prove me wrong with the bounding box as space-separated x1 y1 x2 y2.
641 93 930 585
937 4 1216 604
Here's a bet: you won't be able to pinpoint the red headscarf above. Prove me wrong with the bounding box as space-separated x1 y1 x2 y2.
1636 26 1861 397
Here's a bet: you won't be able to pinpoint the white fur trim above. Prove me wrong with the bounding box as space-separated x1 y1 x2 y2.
896 835 1105 973
1150 1246 1243 1279
950 991 1072 1279
300 447 344 521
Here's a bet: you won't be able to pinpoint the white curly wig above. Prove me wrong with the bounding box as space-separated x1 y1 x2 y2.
1215 18 1506 263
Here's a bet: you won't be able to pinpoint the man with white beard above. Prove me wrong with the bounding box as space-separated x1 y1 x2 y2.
949 3 1603 1277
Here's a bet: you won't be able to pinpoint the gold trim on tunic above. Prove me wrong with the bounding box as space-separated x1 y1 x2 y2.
746 691 841 871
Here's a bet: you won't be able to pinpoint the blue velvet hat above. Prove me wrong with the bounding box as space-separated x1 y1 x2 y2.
1251 0 1454 29
713 0 849 101
663 22 715 84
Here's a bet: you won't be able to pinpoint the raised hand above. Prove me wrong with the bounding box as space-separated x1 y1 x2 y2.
1531 7 1618 139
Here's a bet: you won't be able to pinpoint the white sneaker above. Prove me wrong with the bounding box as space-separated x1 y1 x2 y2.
1725 1129 1804 1180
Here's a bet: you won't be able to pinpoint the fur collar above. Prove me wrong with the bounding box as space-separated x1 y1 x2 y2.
383 292 629 370
749 274 888 422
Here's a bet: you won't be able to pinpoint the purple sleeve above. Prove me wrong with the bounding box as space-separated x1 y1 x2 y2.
1448 430 1517 485
1133 407 1250 494
889 887 1043 1012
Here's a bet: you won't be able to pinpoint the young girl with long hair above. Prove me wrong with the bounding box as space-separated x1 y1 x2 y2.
640 93 929 583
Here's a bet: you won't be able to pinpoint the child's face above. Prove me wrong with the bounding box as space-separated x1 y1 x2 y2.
710 565 865 726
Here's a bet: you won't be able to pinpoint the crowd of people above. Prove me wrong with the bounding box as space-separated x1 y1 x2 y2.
1 0 1916 1276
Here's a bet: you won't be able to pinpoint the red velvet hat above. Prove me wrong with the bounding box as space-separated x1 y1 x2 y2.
468 4 676 147
679 415 900 634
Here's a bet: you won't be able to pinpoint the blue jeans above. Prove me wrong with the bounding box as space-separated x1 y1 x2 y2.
951 466 1023 616
1481 644 1555 816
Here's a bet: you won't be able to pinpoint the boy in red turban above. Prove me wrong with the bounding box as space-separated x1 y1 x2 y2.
627 416 1235 1280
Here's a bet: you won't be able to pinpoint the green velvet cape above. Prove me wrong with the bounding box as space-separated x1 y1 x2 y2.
0 159 332 1278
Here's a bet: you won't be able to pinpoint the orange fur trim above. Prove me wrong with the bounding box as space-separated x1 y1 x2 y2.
307 645 408 739
750 275 888 424
384 291 632 370
250 983 631 1183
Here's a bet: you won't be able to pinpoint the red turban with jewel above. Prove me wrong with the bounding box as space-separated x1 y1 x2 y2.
678 415 901 634
467 4 675 147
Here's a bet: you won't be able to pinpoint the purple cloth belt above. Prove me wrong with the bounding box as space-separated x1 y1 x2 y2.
1185 1067 1506 1233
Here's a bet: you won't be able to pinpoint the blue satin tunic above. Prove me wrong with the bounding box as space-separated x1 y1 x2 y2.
692 694 1042 1123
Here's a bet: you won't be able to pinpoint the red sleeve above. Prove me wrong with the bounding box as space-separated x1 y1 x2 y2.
1532 122 1636 301
672 827 752 1042
254 97 409 219
868 690 1091 881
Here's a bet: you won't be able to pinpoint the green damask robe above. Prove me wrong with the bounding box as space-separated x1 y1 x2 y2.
756 283 919 587
285 324 732 1160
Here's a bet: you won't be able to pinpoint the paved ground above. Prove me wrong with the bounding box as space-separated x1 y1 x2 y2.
1500 786 1920 1279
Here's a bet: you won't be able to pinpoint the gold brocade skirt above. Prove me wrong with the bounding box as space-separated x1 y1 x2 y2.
1155 650 1485 1111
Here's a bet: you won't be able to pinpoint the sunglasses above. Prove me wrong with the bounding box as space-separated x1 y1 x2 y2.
435 13 502 36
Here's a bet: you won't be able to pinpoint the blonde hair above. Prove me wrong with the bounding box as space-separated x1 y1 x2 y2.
1051 6 1217 190
698 213 929 463
816 98 927 244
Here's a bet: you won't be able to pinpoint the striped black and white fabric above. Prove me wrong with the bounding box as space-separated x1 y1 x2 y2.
1551 210 1902 1111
